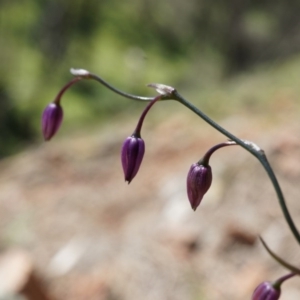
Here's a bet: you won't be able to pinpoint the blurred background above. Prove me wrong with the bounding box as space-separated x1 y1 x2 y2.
0 0 300 299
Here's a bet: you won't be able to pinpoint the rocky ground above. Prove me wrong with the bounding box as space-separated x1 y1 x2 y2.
0 106 299 300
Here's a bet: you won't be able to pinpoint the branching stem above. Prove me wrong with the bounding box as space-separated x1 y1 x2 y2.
68 70 300 245
172 91 300 244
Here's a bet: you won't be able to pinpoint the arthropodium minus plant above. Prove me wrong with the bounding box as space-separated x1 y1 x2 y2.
43 68 299 298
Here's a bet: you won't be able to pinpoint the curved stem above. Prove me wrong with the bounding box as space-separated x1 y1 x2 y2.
259 155 300 242
54 77 83 104
65 71 299 244
260 237 300 275
274 272 296 288
201 141 236 165
87 73 155 102
172 91 300 244
134 95 162 135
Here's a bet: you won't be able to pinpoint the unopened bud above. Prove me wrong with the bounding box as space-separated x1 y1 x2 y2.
187 162 212 210
121 95 162 183
41 102 63 141
187 141 236 210
121 134 145 183
252 281 281 300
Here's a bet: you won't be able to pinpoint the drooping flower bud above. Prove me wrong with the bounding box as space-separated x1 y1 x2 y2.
121 95 162 184
187 162 212 210
42 102 63 141
121 134 145 183
252 281 281 300
186 140 236 211
42 76 83 141
252 272 295 300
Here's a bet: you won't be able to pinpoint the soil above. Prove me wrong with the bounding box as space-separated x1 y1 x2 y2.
0 109 299 300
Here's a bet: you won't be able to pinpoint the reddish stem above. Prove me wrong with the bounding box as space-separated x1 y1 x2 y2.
54 77 83 104
273 272 296 288
200 141 236 166
133 95 162 136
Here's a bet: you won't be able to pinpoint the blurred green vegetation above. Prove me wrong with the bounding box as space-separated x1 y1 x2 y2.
0 0 300 157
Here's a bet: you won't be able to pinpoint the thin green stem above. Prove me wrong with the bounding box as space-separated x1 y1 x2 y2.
172 90 300 244
87 73 154 102
260 237 300 275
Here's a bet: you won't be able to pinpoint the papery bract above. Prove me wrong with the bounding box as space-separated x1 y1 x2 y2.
42 102 63 141
121 135 145 183
187 162 212 210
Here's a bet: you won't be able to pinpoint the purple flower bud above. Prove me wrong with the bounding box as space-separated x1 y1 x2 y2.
252 281 281 300
187 162 212 210
42 102 63 141
121 134 145 183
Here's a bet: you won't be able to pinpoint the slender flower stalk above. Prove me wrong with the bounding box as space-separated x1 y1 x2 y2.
259 237 300 275
133 95 162 135
53 77 83 104
201 140 236 165
85 71 154 102
274 272 296 286
70 69 175 102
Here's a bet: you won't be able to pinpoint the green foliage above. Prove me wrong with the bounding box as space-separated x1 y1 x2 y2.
0 0 300 157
